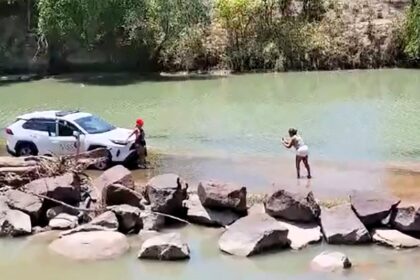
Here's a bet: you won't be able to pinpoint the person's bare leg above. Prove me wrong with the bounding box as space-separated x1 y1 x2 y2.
296 156 302 179
303 156 311 179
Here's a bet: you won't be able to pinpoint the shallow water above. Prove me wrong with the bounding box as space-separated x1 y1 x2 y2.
1 69 420 279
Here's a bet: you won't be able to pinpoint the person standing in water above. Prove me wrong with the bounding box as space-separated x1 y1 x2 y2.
127 118 147 169
281 128 312 179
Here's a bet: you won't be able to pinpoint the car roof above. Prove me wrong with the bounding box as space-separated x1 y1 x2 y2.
17 110 92 121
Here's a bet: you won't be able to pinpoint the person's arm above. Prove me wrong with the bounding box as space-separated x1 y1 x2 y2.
126 129 137 142
282 137 294 149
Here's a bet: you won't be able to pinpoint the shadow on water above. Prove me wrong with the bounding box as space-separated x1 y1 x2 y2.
55 72 225 86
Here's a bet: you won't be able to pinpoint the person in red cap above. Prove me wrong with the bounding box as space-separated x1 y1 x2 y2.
127 118 147 168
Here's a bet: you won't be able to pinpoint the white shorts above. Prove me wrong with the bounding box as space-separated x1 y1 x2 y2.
296 145 309 157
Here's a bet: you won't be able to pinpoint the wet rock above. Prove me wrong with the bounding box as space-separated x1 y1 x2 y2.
140 209 165 231
197 181 247 213
145 174 188 215
372 228 420 248
49 231 129 260
0 209 32 236
184 194 241 227
48 213 78 230
138 232 190 260
89 211 119 230
32 226 50 235
278 220 322 250
46 205 79 220
311 251 352 271
264 189 320 223
218 213 289 257
5 189 42 224
108 204 142 233
391 206 420 233
320 204 371 244
92 165 134 201
102 184 143 208
350 191 400 227
25 173 81 205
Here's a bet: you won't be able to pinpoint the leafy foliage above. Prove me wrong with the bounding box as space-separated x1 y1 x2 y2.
403 1 420 59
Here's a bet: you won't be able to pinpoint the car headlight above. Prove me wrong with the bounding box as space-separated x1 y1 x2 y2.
110 140 127 146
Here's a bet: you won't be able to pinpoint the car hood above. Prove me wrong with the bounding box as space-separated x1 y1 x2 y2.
94 127 132 141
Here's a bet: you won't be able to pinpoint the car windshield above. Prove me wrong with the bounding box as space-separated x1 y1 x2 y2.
74 115 115 134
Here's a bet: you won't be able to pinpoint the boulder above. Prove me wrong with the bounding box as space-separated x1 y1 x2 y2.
218 213 289 257
264 189 320 223
138 232 190 260
102 184 143 208
25 173 81 205
49 231 129 260
278 220 322 250
89 211 119 230
61 224 115 237
372 229 420 248
0 209 32 236
92 165 134 201
46 205 80 220
391 206 420 232
140 209 165 231
108 204 142 233
5 189 42 224
48 213 78 230
145 174 188 215
184 194 241 227
197 181 247 213
320 204 371 244
350 191 400 227
311 251 352 271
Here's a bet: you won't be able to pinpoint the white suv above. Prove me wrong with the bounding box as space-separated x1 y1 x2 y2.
4 110 138 169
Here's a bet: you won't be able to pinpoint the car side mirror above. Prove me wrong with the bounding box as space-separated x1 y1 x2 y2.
73 131 81 138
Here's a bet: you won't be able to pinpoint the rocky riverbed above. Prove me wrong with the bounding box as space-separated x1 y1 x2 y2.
1 154 420 275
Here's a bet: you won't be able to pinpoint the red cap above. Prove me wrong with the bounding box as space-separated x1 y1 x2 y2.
136 118 144 126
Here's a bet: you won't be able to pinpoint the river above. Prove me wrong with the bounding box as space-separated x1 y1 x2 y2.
0 69 420 279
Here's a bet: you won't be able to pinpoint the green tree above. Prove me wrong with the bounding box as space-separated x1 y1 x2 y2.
404 0 420 59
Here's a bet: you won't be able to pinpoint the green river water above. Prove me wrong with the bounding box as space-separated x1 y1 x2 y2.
1 69 420 279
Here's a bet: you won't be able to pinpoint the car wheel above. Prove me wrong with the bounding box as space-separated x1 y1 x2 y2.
16 143 37 157
93 151 111 170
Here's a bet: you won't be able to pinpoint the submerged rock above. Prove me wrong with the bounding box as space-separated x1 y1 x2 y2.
311 251 352 271
350 191 400 227
5 189 42 225
0 209 32 237
197 181 247 213
320 204 371 244
108 204 142 233
48 213 78 230
49 231 129 260
218 213 289 257
145 174 188 215
264 189 320 223
391 206 420 233
92 165 134 201
372 229 420 248
138 232 190 260
184 194 241 227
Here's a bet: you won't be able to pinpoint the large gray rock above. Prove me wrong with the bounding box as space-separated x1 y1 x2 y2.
25 173 81 205
218 213 289 257
391 206 420 232
140 208 165 231
184 194 241 227
278 220 322 250
61 224 115 237
102 184 143 208
89 211 119 230
145 174 188 215
264 189 320 223
108 204 142 233
6 189 42 224
138 232 190 260
0 209 32 236
350 191 400 227
311 251 352 272
46 205 79 220
372 229 420 248
49 231 129 260
48 213 78 230
320 204 371 244
197 181 247 213
92 165 134 201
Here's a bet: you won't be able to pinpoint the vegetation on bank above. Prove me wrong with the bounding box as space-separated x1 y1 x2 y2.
1 0 420 73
